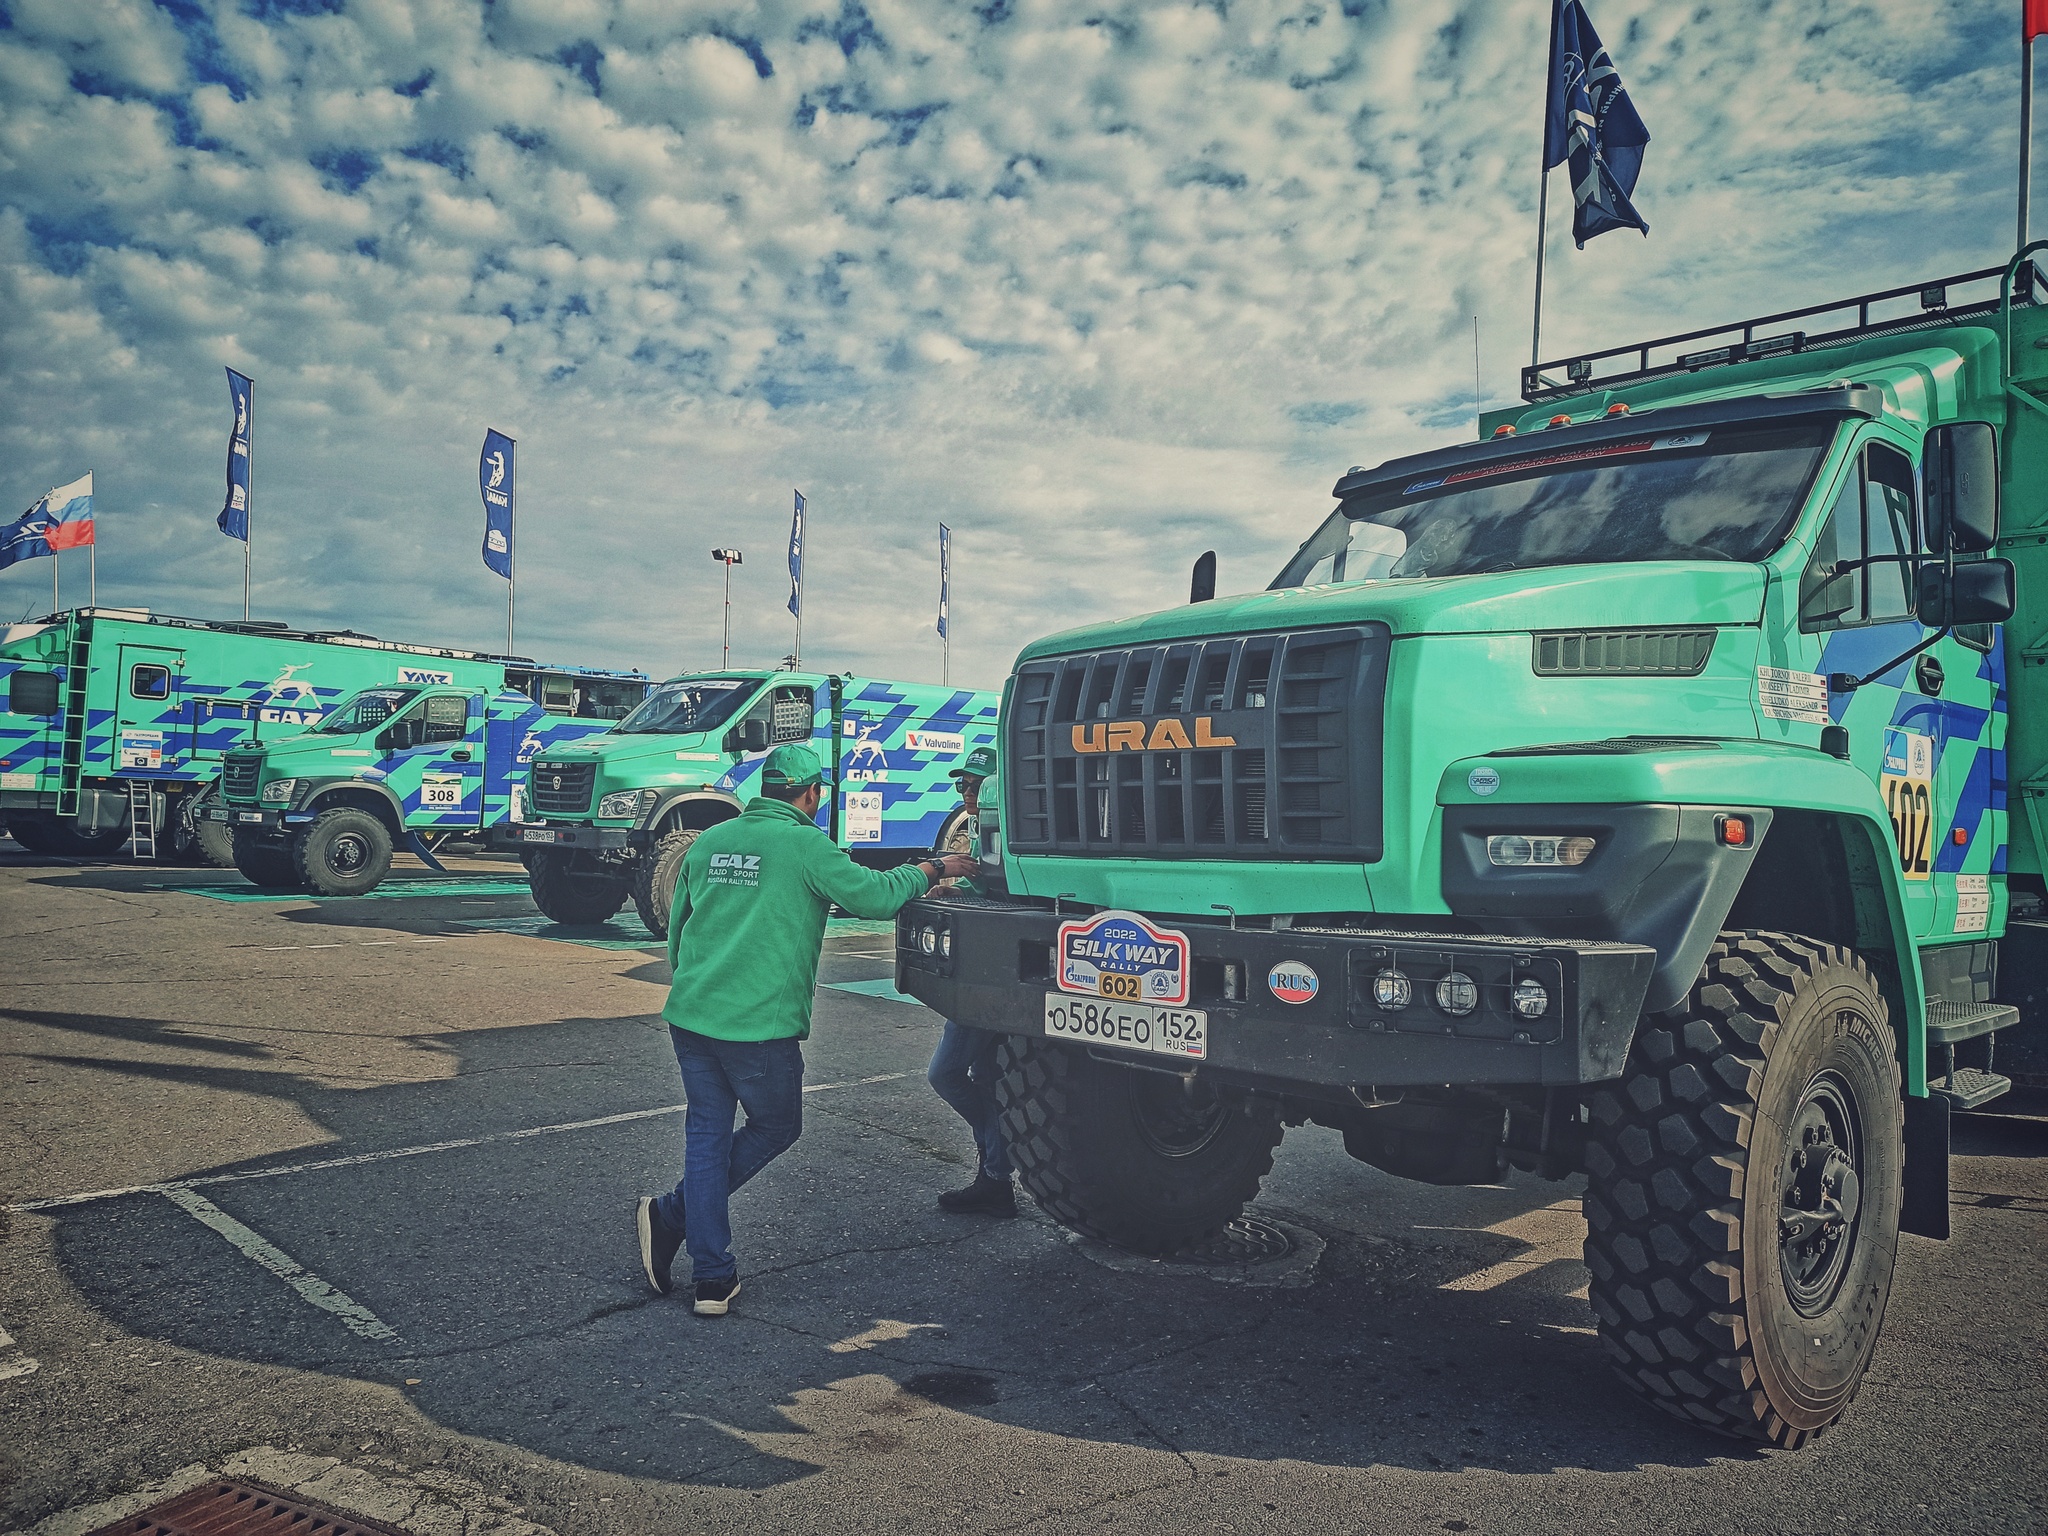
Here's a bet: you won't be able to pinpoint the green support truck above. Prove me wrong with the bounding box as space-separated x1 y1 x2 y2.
497 669 999 931
0 606 639 866
897 252 2045 1446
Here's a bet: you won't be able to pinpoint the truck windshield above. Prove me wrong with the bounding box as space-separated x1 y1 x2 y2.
616 678 755 735
313 687 419 734
1270 420 1839 588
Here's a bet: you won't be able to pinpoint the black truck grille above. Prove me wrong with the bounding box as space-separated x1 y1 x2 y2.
1006 625 1389 862
221 753 262 801
530 761 595 817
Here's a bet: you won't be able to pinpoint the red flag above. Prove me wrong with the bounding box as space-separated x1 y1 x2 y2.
2030 0 2048 42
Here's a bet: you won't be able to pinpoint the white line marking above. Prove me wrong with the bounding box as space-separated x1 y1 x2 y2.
162 1188 399 1341
0 1357 38 1381
6 1073 912 1212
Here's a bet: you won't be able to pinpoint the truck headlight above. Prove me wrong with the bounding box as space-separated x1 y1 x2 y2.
1434 971 1478 1017
1511 977 1550 1019
1372 968 1412 1011
597 789 656 821
1487 834 1596 867
260 778 298 805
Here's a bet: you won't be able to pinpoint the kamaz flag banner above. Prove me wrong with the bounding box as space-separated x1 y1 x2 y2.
0 472 94 571
1543 0 1651 248
937 522 950 639
219 368 252 541
480 429 514 580
787 489 805 618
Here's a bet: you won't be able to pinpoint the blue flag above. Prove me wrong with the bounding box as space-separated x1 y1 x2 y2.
219 368 252 541
787 489 805 618
1543 0 1650 248
480 429 514 580
936 522 950 640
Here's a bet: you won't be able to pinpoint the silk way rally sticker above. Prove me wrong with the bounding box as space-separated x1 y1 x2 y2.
1056 910 1191 1006
1268 963 1319 1004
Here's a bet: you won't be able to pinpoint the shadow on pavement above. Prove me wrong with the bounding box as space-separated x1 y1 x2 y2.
22 1003 1737 1496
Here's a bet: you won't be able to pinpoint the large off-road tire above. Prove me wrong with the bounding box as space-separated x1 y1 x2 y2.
632 828 700 938
528 848 630 925
996 1033 1285 1255
5 816 60 853
293 807 394 897
190 785 236 868
232 830 303 890
1582 931 1903 1448
58 821 129 857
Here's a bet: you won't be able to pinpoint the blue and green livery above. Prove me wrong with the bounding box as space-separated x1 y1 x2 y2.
896 251 2046 1446
498 669 998 933
0 605 645 873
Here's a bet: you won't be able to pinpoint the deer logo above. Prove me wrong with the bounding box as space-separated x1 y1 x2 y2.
265 662 317 704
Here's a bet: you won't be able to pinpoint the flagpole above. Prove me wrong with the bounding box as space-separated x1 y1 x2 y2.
244 393 253 622
89 541 95 607
1530 167 1550 371
2024 5 2036 251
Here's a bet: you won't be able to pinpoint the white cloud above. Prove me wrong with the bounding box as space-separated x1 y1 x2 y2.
0 0 2014 688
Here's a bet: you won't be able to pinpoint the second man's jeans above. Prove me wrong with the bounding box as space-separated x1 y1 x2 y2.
655 1028 805 1284
927 1019 1013 1182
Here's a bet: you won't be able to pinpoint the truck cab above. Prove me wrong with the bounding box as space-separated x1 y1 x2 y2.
898 255 2041 1448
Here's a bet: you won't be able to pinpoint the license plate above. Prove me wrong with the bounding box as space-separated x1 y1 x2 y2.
522 828 560 844
205 808 230 822
1043 993 1206 1061
237 811 266 824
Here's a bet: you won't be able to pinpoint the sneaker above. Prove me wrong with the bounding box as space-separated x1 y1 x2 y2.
937 1174 1016 1217
693 1276 741 1316
638 1197 684 1296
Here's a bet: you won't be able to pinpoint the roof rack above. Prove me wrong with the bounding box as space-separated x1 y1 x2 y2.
1521 262 2042 404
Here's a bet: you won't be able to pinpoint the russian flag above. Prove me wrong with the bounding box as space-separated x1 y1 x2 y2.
43 472 94 550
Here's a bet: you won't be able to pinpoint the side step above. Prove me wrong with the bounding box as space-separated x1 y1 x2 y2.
1924 1000 2020 1111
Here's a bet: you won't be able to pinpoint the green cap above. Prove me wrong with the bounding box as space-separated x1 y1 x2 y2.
760 743 824 789
949 744 998 781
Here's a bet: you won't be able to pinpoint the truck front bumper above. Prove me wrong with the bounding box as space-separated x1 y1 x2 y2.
488 822 638 852
896 896 1657 1093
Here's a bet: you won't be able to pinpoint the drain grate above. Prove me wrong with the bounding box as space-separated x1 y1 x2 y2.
1171 1213 1295 1265
84 1479 413 1536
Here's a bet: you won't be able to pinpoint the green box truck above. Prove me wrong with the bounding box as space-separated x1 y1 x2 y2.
0 607 636 866
497 669 999 932
897 252 2045 1446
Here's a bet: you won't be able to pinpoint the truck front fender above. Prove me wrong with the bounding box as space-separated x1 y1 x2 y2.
300 778 408 839
1438 740 1925 1081
647 788 744 835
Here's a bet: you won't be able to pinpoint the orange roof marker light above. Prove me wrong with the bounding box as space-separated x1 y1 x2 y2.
1492 424 1517 437
1548 413 1573 427
1606 402 1632 416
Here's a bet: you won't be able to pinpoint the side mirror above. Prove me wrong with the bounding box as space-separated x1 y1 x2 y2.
1190 550 1216 604
726 717 770 754
1916 557 2016 628
1924 422 1999 553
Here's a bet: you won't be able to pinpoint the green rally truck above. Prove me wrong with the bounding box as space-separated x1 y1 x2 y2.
896 252 2045 1446
499 669 999 932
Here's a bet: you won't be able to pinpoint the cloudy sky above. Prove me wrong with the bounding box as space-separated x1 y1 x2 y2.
0 0 2016 688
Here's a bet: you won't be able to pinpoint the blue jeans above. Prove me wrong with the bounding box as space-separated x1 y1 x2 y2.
654 1029 805 1284
927 1020 1012 1181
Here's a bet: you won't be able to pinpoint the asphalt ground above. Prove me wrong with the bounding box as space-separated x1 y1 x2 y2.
0 842 2043 1536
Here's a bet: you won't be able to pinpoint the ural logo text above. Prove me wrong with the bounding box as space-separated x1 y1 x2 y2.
1071 717 1236 753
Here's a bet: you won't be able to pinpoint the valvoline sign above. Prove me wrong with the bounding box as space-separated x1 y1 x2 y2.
1055 909 1191 1007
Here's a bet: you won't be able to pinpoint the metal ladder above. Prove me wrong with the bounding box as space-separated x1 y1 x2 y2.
125 779 158 861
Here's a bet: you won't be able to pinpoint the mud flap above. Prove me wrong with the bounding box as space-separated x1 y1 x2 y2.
405 831 449 874
1901 1092 1950 1241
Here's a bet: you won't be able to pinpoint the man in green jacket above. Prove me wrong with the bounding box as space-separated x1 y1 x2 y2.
637 743 974 1315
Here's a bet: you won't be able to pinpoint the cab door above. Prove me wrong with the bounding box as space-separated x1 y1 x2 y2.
116 644 187 777
379 691 484 828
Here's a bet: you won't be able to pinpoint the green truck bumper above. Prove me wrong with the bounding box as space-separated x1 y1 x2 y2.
896 896 1657 1093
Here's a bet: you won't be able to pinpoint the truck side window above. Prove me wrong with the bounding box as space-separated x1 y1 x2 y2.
540 675 576 715
771 686 814 744
131 664 171 699
9 670 60 715
423 694 469 744
1798 443 1919 632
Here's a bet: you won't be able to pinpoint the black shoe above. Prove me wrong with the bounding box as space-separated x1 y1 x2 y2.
638 1197 684 1296
693 1276 741 1316
937 1174 1016 1217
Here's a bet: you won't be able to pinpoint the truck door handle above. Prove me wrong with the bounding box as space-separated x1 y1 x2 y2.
450 748 472 761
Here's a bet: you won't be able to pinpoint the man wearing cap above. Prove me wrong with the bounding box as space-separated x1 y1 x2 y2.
924 744 1015 1217
638 742 975 1315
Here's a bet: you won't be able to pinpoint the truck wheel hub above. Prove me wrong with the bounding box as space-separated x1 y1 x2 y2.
329 833 369 874
1777 1074 1863 1316
1127 1073 1231 1158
